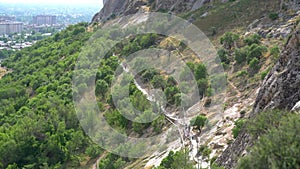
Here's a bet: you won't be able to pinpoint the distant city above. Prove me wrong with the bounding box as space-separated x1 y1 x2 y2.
0 2 101 51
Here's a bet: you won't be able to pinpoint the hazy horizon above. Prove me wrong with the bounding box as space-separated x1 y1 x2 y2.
0 0 103 6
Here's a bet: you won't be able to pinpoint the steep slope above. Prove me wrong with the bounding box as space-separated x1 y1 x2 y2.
0 23 101 169
216 22 300 168
90 0 300 168
92 0 214 22
1 0 300 169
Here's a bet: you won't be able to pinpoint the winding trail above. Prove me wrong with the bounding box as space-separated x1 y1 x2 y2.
228 80 242 98
92 152 108 169
120 62 211 168
92 62 229 168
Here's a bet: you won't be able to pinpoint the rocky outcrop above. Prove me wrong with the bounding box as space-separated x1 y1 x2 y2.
92 0 140 22
92 0 215 22
216 23 300 168
292 101 300 112
252 26 300 115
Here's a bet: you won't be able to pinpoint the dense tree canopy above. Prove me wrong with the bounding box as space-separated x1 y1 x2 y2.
238 110 300 169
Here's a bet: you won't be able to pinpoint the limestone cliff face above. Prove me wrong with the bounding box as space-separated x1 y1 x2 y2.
216 23 300 168
92 0 213 22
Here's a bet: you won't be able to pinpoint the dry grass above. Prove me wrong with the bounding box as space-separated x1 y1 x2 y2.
182 0 280 37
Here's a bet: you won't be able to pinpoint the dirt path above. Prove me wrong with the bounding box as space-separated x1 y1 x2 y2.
119 62 244 168
228 80 242 98
92 152 108 169
0 67 7 79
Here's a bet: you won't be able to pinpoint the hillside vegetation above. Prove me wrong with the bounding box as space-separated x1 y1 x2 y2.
0 0 299 168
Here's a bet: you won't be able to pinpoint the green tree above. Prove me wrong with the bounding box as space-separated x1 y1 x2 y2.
156 150 195 169
238 111 300 169
246 44 267 63
248 57 260 76
269 12 279 20
220 32 239 50
234 48 247 64
151 75 167 89
96 80 109 97
85 145 102 158
171 150 194 169
232 119 245 139
197 78 208 96
217 48 230 64
270 45 280 61
190 115 208 131
198 145 212 160
244 34 261 46
194 63 207 80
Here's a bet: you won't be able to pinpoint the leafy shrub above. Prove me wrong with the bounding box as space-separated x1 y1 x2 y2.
151 75 167 89
221 62 229 70
270 45 280 61
246 110 287 138
269 12 279 20
234 48 247 64
85 144 102 158
0 49 12 59
197 78 209 96
152 115 166 133
99 153 127 169
206 87 215 97
240 110 246 118
244 34 261 46
164 86 181 106
237 70 248 77
246 44 267 63
232 119 245 138
248 58 260 76
190 115 208 130
249 58 260 70
198 145 212 159
194 63 207 80
220 32 239 50
210 73 227 92
156 149 194 169
238 110 300 169
217 48 230 64
260 68 270 80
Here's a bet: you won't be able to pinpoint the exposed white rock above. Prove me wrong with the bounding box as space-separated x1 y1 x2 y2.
292 101 300 112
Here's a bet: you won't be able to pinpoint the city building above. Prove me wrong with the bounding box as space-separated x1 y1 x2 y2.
33 15 57 26
0 16 15 22
0 21 23 35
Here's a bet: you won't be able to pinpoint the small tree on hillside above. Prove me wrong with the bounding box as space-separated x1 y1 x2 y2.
190 115 208 131
220 32 239 50
248 57 260 76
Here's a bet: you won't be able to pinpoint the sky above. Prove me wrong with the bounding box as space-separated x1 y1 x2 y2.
0 0 103 6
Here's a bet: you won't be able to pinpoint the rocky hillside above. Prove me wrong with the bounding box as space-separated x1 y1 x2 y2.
1 0 299 169
89 0 300 168
253 26 300 115
216 22 300 168
92 0 216 22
